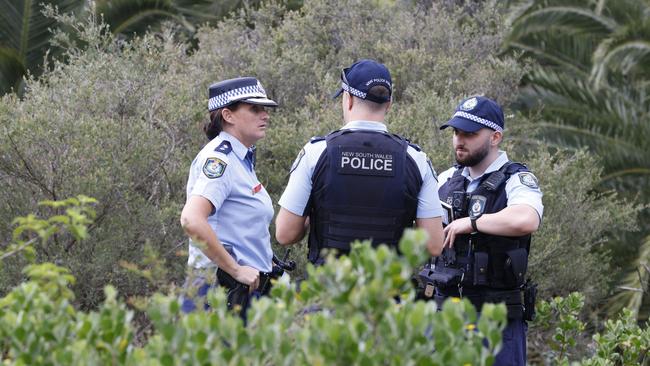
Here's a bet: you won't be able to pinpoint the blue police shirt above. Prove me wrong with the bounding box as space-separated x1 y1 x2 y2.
437 151 544 224
279 120 444 218
185 131 274 272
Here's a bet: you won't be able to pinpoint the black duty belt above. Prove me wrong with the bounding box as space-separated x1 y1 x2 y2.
216 268 275 295
435 289 524 320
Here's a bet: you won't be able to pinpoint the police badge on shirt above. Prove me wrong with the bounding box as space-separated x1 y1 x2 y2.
518 172 539 189
203 157 227 178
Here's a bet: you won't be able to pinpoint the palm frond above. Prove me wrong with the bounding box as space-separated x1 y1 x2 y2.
507 6 617 43
606 235 650 317
592 41 650 88
0 0 84 94
95 0 178 35
0 46 26 93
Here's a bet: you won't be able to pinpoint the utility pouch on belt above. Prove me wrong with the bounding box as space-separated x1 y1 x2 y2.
473 252 489 286
505 248 528 287
523 280 537 321
431 266 464 287
216 268 250 312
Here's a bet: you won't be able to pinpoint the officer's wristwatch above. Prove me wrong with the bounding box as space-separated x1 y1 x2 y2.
470 216 480 233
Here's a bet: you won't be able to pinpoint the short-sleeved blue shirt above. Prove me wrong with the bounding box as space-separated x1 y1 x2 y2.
437 151 544 223
185 131 274 272
279 120 444 219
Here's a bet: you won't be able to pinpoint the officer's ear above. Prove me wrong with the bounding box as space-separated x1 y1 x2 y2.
344 91 354 111
221 108 234 124
491 130 503 146
383 98 392 114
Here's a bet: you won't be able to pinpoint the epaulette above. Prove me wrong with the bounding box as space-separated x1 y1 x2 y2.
214 140 232 154
504 162 529 175
310 136 326 144
408 142 422 152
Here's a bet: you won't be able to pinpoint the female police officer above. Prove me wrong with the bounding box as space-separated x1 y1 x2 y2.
180 77 277 313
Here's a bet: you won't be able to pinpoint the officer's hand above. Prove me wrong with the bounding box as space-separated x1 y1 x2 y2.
234 265 260 291
443 217 473 249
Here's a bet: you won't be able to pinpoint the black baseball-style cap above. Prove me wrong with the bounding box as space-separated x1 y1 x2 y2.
440 96 504 133
332 59 392 104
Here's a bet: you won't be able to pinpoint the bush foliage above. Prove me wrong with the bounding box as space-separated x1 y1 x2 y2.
0 0 639 318
0 200 510 365
2 198 647 365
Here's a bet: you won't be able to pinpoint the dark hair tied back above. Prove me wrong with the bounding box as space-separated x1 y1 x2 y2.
204 102 240 141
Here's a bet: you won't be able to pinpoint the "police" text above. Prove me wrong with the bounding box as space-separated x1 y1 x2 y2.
340 151 393 171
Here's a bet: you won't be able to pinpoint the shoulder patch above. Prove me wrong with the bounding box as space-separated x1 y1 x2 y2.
214 141 232 154
518 172 539 189
427 158 438 181
203 157 227 179
310 136 325 144
289 148 306 174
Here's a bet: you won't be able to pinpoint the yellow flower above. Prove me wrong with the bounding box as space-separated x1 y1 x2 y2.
465 323 476 331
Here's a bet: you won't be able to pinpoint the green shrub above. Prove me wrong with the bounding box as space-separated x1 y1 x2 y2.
530 292 650 365
583 308 650 366
0 0 638 312
1 198 509 365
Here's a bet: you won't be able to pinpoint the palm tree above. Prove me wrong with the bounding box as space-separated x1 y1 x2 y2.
0 0 304 96
504 0 650 316
94 0 303 38
94 0 233 37
0 0 85 95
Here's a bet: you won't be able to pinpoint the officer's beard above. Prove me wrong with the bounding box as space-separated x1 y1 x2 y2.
455 139 490 167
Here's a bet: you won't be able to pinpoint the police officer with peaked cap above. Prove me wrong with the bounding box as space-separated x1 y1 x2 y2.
275 59 445 263
434 96 543 365
180 77 278 314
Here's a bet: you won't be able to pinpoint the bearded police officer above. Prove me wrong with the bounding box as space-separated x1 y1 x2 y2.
434 96 543 366
275 59 445 263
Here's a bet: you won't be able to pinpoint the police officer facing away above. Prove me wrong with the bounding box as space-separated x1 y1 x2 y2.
434 96 543 365
275 59 445 263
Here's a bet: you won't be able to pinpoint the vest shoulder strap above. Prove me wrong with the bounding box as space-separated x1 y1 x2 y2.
477 161 528 192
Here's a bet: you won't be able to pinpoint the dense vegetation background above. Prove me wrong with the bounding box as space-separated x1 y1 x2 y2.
1 0 649 363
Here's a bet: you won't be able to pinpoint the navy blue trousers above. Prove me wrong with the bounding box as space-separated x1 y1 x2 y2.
179 276 260 319
494 318 527 366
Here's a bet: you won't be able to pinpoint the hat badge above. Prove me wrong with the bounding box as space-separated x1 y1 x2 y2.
461 97 478 111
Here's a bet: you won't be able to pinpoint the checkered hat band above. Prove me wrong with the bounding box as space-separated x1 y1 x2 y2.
208 85 267 111
341 82 367 99
454 111 503 132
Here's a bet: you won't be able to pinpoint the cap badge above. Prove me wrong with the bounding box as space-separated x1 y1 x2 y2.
461 97 478 111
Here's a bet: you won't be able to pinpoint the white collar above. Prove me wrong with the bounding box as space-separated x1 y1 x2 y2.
341 120 388 132
218 131 250 160
460 151 509 180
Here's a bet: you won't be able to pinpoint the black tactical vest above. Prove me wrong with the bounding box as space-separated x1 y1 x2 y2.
307 129 422 263
436 162 532 292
